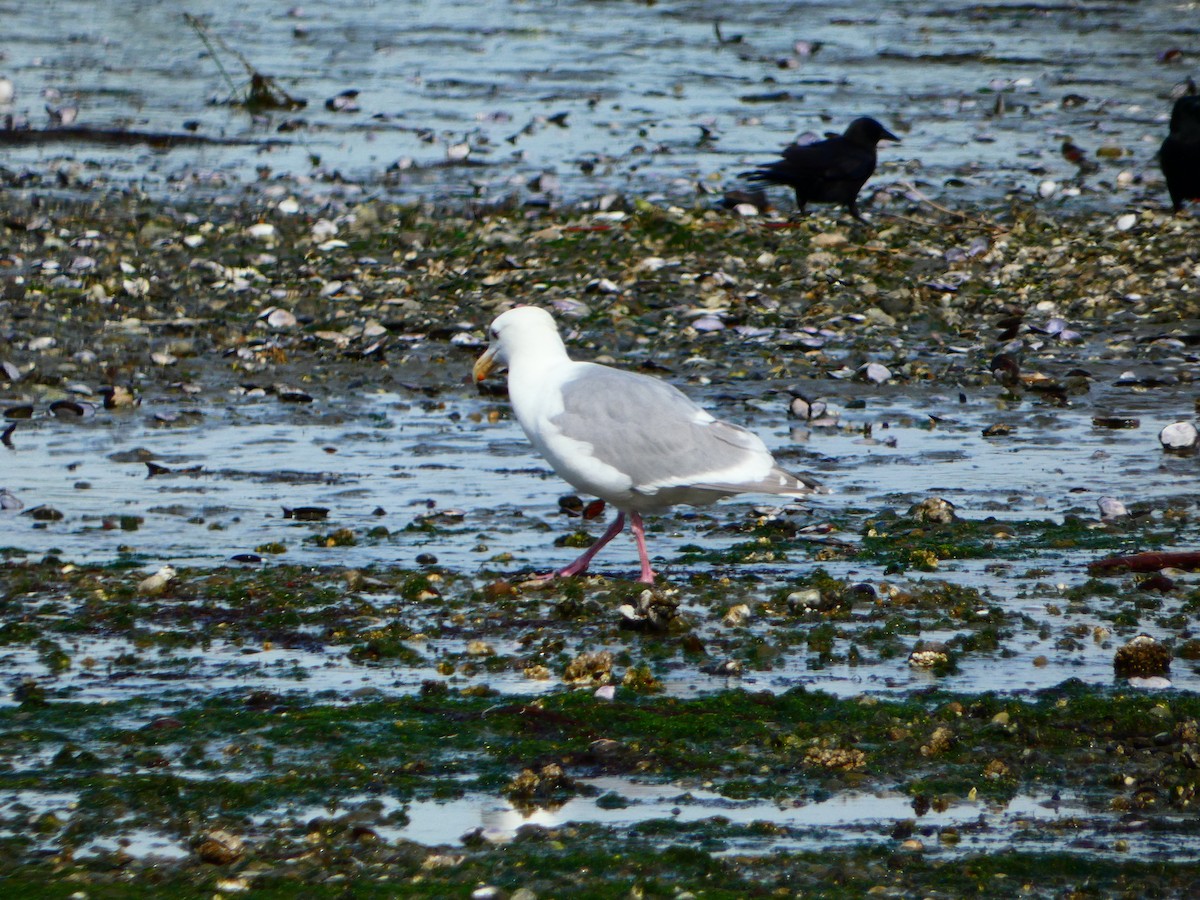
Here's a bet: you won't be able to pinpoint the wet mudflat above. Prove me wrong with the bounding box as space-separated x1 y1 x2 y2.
1 0 1195 211
1 188 1199 897
3 5 1200 893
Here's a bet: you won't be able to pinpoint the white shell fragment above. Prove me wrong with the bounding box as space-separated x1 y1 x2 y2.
1159 422 1198 452
857 362 892 384
261 307 298 329
137 565 177 596
1097 497 1129 521
1115 213 1136 231
723 603 752 627
246 222 277 240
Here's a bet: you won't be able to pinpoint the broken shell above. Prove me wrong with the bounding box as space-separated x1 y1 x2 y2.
1159 422 1198 453
49 399 94 419
618 589 679 633
276 387 314 403
701 658 743 677
0 488 23 511
788 393 828 421
1097 497 1129 521
246 222 277 240
103 386 138 409
1127 676 1173 690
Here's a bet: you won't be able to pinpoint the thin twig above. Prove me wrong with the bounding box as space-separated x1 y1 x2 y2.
895 180 1008 232
184 13 241 101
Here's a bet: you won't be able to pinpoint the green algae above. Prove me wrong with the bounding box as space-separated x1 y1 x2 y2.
5 192 1200 893
3 685 1200 895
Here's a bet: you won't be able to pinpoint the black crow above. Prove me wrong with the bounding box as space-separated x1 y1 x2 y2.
1161 94 1200 213
741 117 899 220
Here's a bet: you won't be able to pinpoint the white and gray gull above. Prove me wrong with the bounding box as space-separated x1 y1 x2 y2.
473 306 819 584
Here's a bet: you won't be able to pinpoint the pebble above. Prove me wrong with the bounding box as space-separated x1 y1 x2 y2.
1159 422 1198 452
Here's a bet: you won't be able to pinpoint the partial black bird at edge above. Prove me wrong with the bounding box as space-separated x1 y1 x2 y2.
1161 93 1200 214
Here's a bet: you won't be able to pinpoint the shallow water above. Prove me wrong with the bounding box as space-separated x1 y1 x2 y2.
4 360 1199 706
2 0 1190 209
6 776 1192 863
4 349 1196 570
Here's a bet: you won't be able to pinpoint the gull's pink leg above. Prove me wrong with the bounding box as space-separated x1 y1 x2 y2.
556 511 626 578
629 511 656 584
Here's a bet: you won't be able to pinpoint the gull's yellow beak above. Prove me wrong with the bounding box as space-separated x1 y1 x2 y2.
473 344 499 383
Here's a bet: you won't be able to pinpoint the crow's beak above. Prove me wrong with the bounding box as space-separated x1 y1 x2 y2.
881 128 901 143
473 345 499 383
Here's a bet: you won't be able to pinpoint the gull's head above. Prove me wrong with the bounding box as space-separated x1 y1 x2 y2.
472 305 563 382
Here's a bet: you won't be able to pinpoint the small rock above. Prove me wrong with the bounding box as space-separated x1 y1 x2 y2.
920 726 955 757
195 829 245 865
908 641 952 670
909 497 957 524
563 650 612 685
723 603 752 627
1114 634 1171 678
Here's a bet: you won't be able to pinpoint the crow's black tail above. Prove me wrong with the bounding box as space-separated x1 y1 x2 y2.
740 166 780 185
